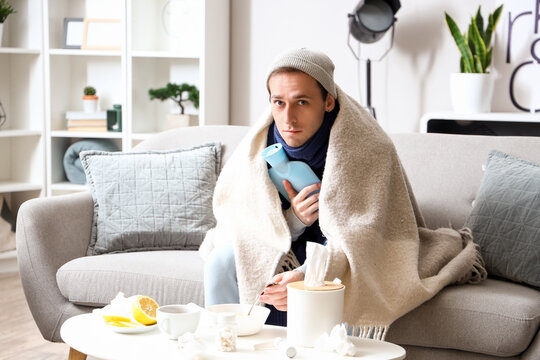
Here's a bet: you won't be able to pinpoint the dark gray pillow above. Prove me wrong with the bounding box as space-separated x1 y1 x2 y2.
465 150 540 287
80 143 221 255
63 139 120 185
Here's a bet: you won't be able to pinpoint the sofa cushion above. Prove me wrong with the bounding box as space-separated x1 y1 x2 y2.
80 143 221 255
387 279 540 357
56 251 205 307
465 150 540 287
402 345 521 360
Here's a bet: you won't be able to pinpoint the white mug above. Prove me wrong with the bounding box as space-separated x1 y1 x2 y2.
157 303 201 340
287 281 345 347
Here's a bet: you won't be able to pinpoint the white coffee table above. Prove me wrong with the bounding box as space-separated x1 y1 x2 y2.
61 313 406 360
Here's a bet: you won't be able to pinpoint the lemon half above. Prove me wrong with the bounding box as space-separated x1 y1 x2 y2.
131 295 159 325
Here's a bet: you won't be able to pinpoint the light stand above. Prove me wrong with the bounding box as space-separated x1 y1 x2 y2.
347 0 401 119
0 100 6 129
348 25 395 119
366 58 374 118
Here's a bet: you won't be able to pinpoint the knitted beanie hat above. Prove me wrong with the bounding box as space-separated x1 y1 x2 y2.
267 48 337 99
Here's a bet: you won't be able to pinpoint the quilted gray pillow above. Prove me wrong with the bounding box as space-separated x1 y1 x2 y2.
465 150 540 287
80 143 221 255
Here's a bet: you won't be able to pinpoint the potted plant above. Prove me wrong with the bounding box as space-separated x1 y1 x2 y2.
83 86 99 113
148 82 199 129
0 0 16 46
445 5 503 113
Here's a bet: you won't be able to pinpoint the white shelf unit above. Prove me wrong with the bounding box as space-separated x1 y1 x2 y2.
126 0 230 146
49 49 123 57
0 0 229 270
51 130 123 139
49 181 88 196
42 0 230 196
130 55 199 134
0 48 40 54
0 0 44 272
44 0 126 196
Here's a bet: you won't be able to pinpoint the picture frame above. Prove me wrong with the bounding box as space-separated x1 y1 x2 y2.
81 19 122 50
62 18 84 49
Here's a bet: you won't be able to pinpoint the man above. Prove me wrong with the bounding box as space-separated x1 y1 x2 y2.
203 48 338 317
200 48 485 337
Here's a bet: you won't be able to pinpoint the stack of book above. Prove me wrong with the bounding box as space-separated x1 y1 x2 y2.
66 111 107 132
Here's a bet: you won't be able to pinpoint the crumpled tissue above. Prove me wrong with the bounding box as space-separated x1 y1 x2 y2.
92 292 138 321
315 323 357 356
253 337 297 358
304 242 328 287
178 332 206 360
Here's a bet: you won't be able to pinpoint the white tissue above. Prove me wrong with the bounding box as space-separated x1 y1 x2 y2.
92 292 138 321
253 337 296 358
315 324 357 357
304 242 328 287
178 332 206 360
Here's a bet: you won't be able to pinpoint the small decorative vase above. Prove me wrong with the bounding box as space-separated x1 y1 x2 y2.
83 95 99 113
165 114 198 129
106 104 122 132
450 73 495 113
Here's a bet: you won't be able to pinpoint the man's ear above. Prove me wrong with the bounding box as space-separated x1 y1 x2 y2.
325 94 335 112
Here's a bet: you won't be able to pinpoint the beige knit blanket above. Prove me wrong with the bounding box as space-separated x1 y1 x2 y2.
199 86 486 340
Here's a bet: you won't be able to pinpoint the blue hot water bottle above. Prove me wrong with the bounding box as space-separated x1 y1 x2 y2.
261 143 320 202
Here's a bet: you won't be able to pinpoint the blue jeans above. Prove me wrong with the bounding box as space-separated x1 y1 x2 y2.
203 242 240 306
204 242 288 326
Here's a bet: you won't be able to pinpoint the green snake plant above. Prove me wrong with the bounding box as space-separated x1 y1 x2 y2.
445 5 503 73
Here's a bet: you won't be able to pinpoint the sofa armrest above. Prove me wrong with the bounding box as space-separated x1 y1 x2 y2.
16 192 94 341
523 328 540 360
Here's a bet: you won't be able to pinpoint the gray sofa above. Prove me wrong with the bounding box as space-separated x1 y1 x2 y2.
16 126 540 359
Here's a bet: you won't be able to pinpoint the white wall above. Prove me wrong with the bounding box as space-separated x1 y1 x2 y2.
492 0 540 114
230 0 538 132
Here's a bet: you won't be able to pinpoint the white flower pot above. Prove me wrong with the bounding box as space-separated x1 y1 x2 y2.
450 73 495 113
0 23 4 47
83 99 98 113
166 114 198 129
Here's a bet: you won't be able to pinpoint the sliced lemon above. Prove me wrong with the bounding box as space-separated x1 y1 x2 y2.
102 315 132 323
131 295 159 325
106 320 140 327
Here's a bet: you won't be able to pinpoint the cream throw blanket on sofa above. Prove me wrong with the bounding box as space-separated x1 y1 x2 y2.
199 86 486 339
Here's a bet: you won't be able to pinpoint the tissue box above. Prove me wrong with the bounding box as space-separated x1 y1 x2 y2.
286 280 345 347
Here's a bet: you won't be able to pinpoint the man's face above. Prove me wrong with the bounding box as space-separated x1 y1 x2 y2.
268 71 335 148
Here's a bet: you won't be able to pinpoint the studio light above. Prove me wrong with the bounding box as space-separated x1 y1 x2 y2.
0 100 6 129
348 0 401 118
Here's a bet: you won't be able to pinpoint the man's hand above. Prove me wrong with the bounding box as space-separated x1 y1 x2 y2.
259 270 305 311
283 180 321 226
